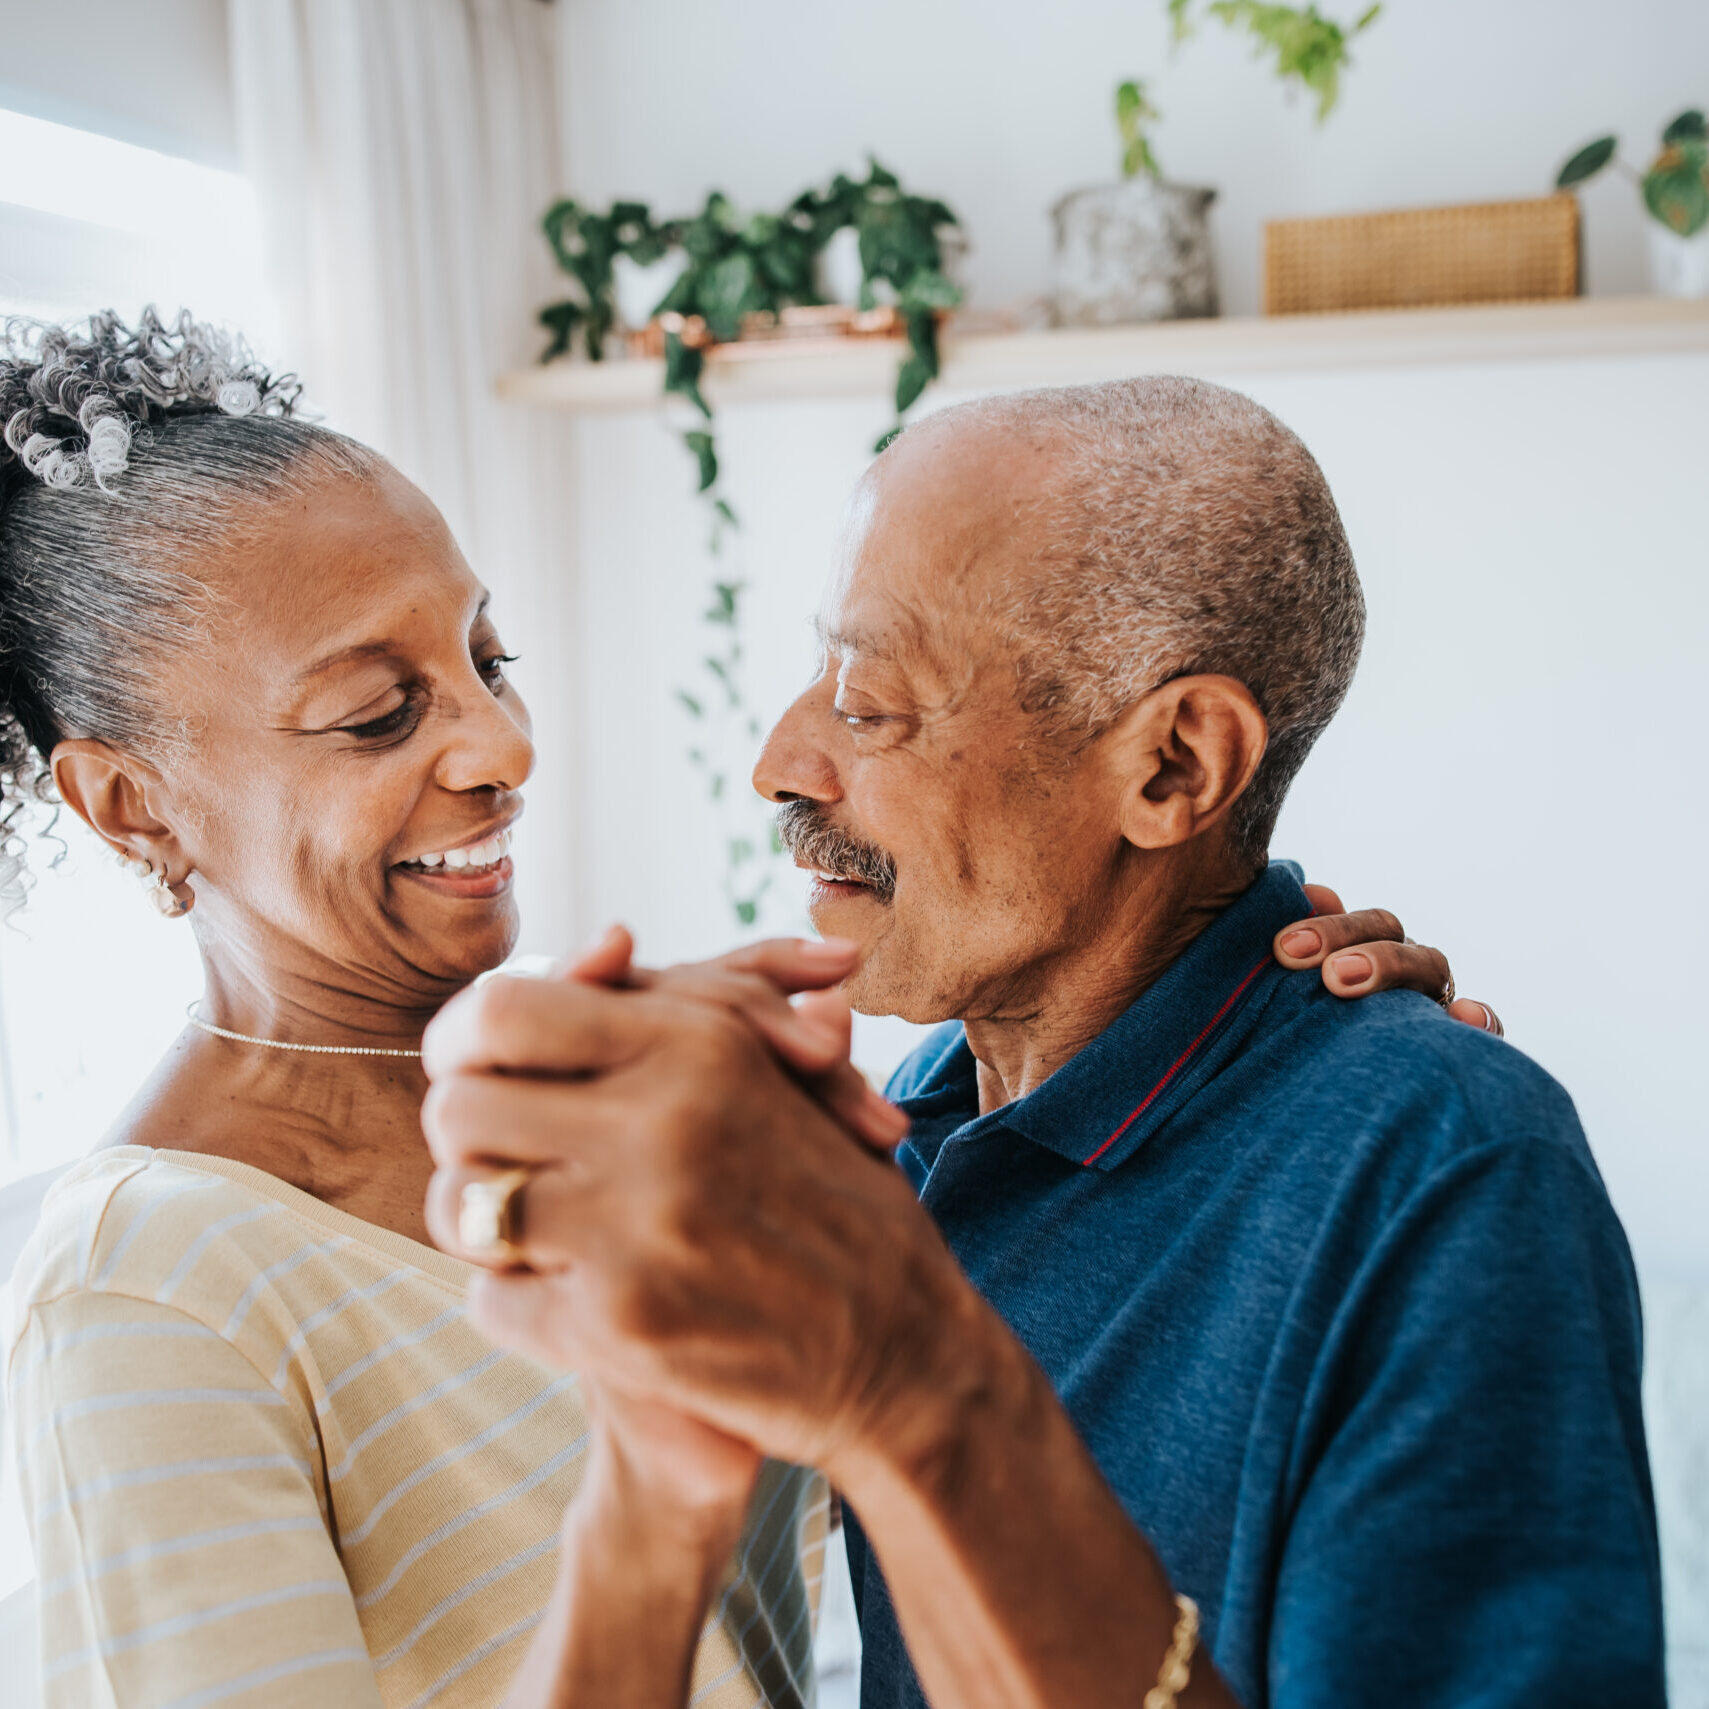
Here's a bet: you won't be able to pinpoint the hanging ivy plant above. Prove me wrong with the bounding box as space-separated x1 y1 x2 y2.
539 163 960 437
1167 1 1381 122
538 162 962 929
1124 0 1381 178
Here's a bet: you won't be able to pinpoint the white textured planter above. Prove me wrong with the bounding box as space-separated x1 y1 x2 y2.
1051 178 1219 326
1648 223 1709 299
817 226 865 307
612 251 689 331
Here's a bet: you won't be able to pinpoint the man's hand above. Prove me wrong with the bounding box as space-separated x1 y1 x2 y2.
422 977 972 1477
421 972 1242 1709
1275 884 1505 1035
561 925 907 1150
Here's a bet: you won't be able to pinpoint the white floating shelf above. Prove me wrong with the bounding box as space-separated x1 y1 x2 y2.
497 296 1709 415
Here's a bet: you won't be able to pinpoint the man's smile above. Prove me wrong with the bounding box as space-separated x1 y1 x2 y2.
803 867 883 904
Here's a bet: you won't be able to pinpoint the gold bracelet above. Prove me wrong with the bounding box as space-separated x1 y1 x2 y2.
1142 1593 1200 1709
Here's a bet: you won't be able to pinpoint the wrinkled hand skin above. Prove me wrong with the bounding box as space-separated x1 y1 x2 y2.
1275 883 1504 1036
422 980 985 1481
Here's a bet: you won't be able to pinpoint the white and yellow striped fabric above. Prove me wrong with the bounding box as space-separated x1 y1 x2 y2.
6 1148 828 1709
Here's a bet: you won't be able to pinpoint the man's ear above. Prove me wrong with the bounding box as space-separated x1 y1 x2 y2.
51 739 186 874
1109 675 1269 852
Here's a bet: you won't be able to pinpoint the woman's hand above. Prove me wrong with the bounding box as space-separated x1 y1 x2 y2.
580 1376 761 1542
565 925 908 1150
498 1378 761 1709
1274 884 1505 1035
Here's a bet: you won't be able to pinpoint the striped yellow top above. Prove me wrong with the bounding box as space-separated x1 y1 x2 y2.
6 1148 828 1709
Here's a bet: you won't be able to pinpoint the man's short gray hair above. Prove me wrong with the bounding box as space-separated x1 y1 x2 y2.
926 376 1364 868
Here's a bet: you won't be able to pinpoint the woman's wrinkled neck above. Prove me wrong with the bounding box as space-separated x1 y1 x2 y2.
193 920 453 1050
113 931 467 1246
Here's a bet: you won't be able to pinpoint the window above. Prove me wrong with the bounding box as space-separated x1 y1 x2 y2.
0 109 279 1191
1 106 282 1602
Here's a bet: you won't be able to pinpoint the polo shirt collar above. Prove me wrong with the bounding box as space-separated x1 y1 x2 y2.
895 861 1313 1173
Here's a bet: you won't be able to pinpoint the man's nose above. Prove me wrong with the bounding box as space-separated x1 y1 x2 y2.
753 687 840 805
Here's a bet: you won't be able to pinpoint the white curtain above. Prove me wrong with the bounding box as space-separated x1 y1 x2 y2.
227 0 580 952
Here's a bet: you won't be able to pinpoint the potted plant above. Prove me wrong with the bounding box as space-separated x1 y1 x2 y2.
1556 109 1709 298
1051 78 1219 325
1052 1 1381 325
536 166 963 929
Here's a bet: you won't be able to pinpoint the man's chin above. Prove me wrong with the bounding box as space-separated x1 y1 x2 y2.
840 960 956 1026
804 874 889 918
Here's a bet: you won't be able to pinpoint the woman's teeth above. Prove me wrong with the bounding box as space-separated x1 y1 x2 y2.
405 829 512 873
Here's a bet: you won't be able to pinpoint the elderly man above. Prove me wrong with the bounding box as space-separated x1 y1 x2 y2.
424 378 1663 1708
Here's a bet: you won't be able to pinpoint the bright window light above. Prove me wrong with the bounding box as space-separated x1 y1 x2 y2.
0 103 288 1612
0 107 254 239
0 106 279 1195
0 106 280 350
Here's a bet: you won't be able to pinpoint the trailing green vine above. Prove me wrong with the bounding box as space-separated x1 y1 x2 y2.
1124 0 1380 177
539 162 961 928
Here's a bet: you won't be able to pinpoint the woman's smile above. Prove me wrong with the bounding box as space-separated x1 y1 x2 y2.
394 822 519 899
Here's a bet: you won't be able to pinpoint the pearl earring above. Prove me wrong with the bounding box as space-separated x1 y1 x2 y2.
147 868 190 919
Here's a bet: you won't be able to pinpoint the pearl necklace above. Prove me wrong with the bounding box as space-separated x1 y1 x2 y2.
186 1004 422 1059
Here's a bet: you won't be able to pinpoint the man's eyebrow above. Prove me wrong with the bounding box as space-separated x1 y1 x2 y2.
294 593 492 682
813 616 918 665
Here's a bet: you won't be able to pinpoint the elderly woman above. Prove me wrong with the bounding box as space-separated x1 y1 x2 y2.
0 311 1466 1708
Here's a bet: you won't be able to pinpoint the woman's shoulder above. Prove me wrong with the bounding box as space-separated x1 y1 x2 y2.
7 1146 454 1355
9 1148 189 1308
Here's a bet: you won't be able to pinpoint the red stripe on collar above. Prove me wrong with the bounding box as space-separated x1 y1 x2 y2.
1080 954 1274 1167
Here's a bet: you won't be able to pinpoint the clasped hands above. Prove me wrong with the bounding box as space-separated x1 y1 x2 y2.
420 888 1480 1540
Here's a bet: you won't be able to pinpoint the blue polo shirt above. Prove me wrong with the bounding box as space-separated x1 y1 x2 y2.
844 861 1663 1709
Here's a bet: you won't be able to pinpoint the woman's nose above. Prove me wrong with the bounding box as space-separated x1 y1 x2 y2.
439 681 535 795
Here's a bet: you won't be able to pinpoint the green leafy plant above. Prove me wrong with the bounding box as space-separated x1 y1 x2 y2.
1116 79 1164 180
538 164 961 928
1120 2 1378 184
1196 2 1381 121
540 200 667 363
538 162 960 436
1556 109 1709 239
674 569 782 928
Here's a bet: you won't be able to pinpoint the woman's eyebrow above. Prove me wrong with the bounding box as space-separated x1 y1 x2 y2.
295 593 493 683
294 640 401 683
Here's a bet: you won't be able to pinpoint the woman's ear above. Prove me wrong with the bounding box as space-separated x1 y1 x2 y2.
51 739 185 873
1111 675 1269 852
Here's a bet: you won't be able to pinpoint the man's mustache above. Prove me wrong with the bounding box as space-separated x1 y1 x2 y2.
774 801 897 901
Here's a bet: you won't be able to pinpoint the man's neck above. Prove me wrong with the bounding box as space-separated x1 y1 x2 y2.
964 854 1256 1115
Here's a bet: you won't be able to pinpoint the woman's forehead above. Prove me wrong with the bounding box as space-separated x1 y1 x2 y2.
212 471 488 664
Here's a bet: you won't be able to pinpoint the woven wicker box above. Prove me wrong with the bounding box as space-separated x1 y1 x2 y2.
1264 195 1580 315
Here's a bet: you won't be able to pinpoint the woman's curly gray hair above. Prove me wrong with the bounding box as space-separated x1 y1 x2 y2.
0 308 383 912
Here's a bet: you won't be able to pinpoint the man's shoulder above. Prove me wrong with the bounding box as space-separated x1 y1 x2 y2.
1245 980 1603 1206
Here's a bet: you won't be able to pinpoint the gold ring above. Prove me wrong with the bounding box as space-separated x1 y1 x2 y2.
1438 972 1456 1011
457 1168 531 1260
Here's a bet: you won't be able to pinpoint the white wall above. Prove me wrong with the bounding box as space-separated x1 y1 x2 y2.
557 0 1709 1281
562 0 1709 316
557 345 1709 1291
